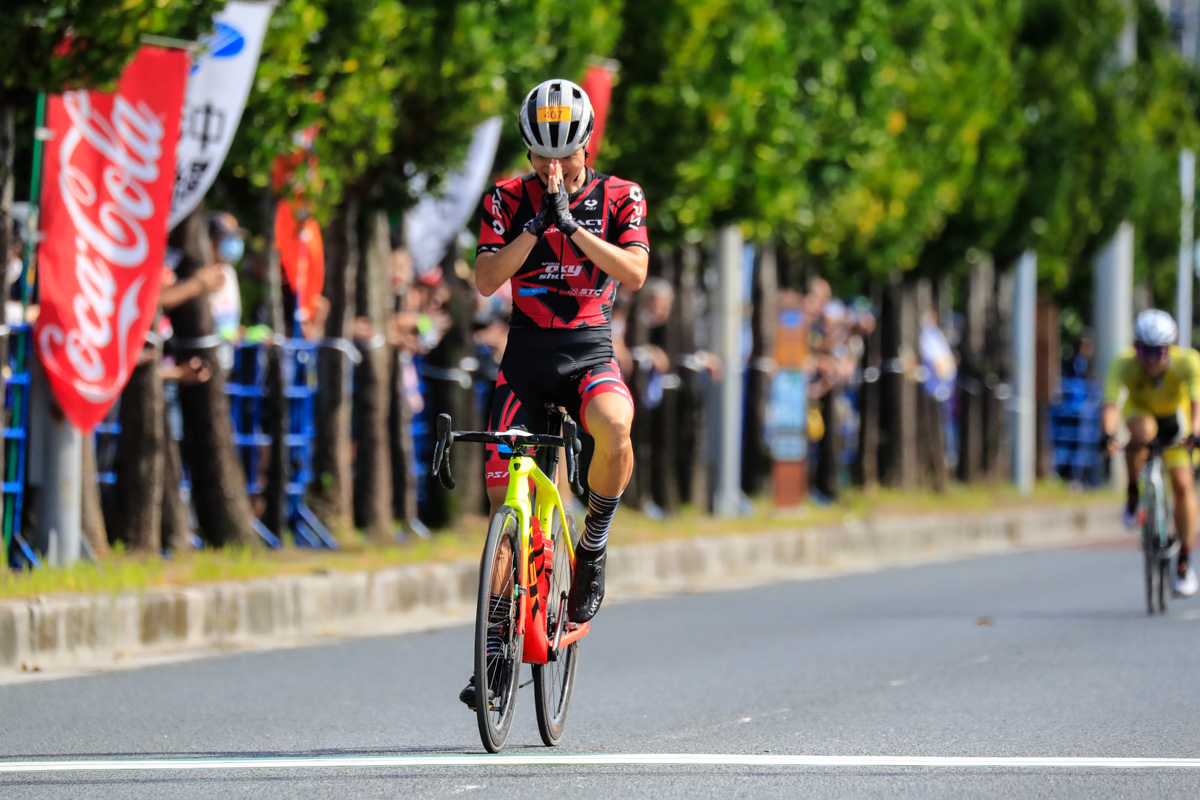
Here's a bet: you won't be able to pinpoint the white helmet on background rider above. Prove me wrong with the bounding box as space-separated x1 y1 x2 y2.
1133 309 1177 347
518 78 594 159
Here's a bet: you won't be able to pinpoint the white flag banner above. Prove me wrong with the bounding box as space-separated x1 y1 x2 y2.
404 117 503 275
169 0 274 229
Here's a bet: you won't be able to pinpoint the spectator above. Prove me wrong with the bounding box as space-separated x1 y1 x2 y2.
1062 328 1095 381
6 227 25 327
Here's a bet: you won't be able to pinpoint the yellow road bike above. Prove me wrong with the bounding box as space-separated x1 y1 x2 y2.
431 408 589 753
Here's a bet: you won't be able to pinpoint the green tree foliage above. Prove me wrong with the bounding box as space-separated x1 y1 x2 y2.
604 0 1198 306
222 0 623 222
2 1 224 93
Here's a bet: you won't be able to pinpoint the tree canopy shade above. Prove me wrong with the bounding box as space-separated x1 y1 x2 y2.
1 1 225 93
221 0 625 222
603 0 1199 300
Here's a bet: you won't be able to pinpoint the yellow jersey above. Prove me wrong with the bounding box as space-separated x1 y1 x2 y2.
1103 345 1200 418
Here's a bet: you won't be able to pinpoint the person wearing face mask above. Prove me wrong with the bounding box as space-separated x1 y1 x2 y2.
208 213 246 343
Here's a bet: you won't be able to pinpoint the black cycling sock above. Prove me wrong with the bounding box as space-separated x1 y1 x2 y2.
582 491 621 552
1126 484 1139 511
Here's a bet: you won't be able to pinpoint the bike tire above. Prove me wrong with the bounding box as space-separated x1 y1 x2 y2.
533 511 580 747
1158 556 1170 614
475 506 524 753
1143 481 1161 616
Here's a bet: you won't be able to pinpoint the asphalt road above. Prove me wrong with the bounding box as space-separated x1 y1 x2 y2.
4 537 1200 798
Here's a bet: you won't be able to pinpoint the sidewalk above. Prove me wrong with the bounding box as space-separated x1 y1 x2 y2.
0 503 1122 680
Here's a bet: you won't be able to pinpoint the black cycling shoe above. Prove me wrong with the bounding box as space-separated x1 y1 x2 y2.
458 678 481 710
458 662 511 711
568 546 607 623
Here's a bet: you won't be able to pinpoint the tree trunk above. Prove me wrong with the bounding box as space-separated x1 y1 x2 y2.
391 347 419 526
958 258 992 483
109 359 164 552
352 211 393 542
262 344 286 539
983 266 1015 481
166 206 255 547
80 438 110 559
675 245 707 507
311 198 357 535
854 285 883 490
742 246 776 497
419 249 474 529
879 275 918 489
0 92 15 497
650 249 681 514
160 402 192 554
623 267 651 511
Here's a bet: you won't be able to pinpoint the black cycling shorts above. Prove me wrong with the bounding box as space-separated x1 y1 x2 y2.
485 330 633 488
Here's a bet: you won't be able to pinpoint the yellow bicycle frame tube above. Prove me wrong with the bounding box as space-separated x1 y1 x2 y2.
502 454 576 565
502 453 575 637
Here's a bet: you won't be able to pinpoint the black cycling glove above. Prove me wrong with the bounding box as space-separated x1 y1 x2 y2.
524 204 552 238
546 188 580 236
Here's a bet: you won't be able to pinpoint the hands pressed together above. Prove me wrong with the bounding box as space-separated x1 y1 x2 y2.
524 159 580 238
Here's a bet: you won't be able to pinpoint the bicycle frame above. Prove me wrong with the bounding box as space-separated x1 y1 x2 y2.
503 452 589 665
430 413 590 666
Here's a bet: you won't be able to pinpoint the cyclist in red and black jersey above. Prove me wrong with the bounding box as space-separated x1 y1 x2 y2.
476 78 647 628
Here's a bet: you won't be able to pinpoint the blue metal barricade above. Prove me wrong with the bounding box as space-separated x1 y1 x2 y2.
282 338 338 548
1049 377 1103 486
3 323 38 568
224 343 280 547
411 353 431 508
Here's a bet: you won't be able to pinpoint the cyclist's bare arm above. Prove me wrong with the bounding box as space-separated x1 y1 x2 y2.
1102 402 1121 455
476 234 539 297
567 227 649 290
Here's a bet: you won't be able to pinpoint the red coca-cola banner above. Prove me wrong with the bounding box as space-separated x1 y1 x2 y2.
582 63 615 168
36 46 189 432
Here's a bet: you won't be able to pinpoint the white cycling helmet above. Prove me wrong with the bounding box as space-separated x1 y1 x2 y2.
1133 309 1177 347
518 78 594 158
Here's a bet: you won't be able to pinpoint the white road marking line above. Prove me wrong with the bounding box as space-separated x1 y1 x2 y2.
4 754 1200 773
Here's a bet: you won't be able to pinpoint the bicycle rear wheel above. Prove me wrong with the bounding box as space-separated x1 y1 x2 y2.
534 511 580 746
475 506 524 753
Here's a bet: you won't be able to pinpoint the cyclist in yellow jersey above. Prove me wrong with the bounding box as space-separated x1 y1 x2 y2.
1102 309 1200 597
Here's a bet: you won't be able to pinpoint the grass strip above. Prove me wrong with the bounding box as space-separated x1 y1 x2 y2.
0 482 1115 602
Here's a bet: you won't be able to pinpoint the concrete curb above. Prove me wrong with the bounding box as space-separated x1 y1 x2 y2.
0 504 1121 676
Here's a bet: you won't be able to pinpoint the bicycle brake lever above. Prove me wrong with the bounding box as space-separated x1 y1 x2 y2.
435 413 456 489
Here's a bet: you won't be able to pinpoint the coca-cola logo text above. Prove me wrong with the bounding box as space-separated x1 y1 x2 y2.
39 90 165 401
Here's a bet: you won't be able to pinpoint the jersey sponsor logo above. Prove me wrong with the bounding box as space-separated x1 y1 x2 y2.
537 105 572 123
519 286 549 296
486 470 508 480
584 198 598 210
539 263 584 279
489 188 506 235
581 217 604 233
568 288 605 297
629 186 644 203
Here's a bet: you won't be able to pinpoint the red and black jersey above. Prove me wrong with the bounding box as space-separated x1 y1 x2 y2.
477 168 649 334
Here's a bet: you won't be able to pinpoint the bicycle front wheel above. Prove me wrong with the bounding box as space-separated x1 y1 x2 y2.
475 506 524 753
1142 481 1162 616
534 511 580 747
